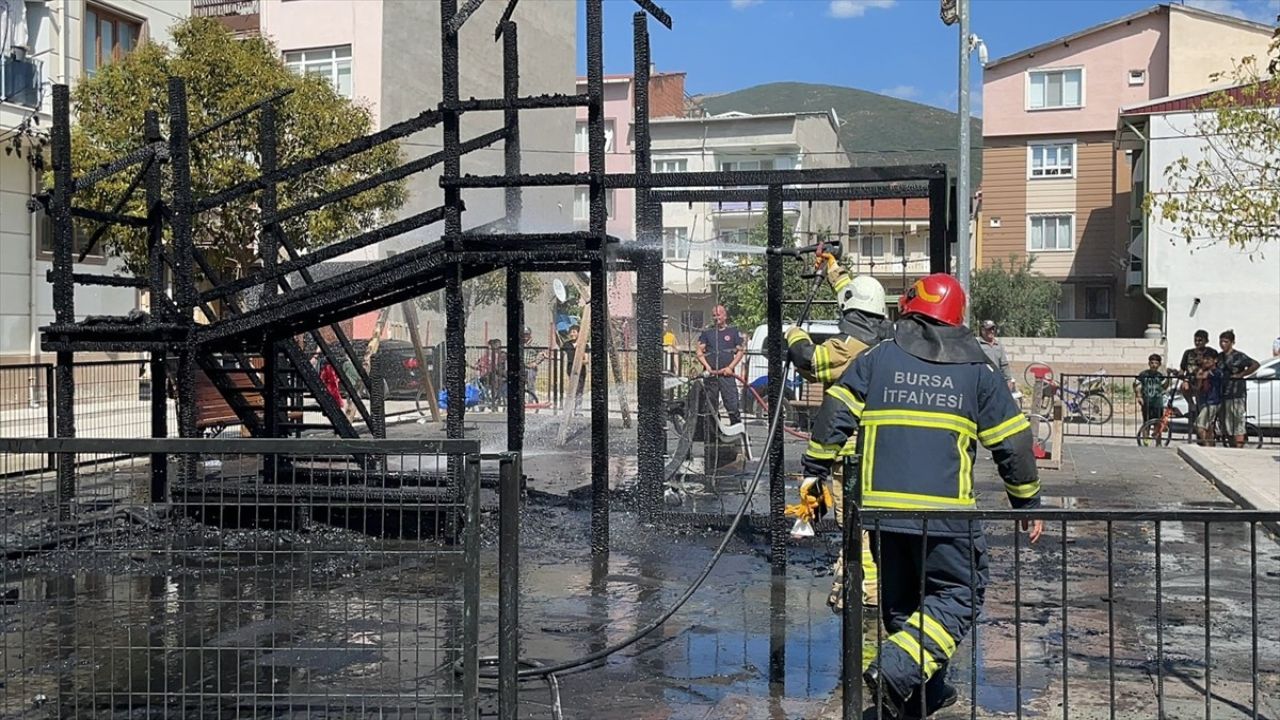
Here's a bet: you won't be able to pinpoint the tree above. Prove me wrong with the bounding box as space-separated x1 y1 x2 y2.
970 256 1061 337
1146 26 1280 255
415 271 546 317
67 18 405 279
707 222 835 332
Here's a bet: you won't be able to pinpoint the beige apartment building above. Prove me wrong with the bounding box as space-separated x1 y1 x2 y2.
979 3 1275 337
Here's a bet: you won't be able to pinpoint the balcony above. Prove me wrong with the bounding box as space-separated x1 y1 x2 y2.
709 200 801 215
193 0 261 36
1 54 42 109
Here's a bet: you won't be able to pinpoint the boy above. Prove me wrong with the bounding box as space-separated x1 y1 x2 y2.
1217 330 1259 448
1134 353 1167 422
1194 348 1223 446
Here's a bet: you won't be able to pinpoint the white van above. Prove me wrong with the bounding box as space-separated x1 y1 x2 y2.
741 319 843 413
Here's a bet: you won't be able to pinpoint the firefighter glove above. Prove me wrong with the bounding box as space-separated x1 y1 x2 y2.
785 476 832 538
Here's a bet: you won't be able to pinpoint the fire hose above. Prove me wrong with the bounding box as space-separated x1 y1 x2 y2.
470 243 835 687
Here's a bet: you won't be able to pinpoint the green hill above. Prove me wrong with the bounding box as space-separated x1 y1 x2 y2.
697 82 982 182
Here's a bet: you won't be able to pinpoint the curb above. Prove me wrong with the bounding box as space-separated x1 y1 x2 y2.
1178 445 1280 535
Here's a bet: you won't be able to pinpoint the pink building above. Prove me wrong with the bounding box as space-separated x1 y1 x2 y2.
573 71 687 322
980 3 1274 338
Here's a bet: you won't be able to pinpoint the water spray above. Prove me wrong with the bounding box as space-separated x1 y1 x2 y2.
484 250 833 682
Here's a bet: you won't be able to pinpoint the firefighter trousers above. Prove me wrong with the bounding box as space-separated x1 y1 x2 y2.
867 529 989 701
829 463 879 608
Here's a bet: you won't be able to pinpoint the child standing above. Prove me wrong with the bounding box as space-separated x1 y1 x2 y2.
1194 348 1223 446
1133 353 1167 422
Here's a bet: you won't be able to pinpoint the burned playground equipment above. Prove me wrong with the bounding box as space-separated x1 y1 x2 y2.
37 0 955 556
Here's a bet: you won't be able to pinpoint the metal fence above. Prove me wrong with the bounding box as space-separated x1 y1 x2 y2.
1 360 152 475
841 508 1280 719
1047 373 1279 446
0 437 500 719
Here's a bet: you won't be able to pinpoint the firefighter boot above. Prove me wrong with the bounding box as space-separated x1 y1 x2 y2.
863 667 909 720
902 669 959 719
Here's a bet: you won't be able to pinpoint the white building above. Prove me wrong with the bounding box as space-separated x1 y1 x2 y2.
0 0 189 364
650 110 849 335
1119 87 1280 359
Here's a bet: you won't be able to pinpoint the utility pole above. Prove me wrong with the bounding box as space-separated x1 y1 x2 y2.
955 0 972 295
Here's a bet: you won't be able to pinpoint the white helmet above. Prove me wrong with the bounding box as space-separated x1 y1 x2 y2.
839 275 887 317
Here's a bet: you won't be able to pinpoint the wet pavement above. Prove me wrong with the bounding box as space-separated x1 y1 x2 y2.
2 418 1278 719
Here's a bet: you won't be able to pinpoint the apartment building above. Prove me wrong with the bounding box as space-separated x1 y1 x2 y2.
201 0 577 342
979 3 1274 338
1 0 189 364
651 110 849 335
569 70 686 326
844 197 934 308
1118 88 1280 358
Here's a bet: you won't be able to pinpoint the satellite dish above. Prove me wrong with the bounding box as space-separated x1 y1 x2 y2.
553 278 567 303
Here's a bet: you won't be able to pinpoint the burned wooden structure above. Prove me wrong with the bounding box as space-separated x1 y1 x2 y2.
39 0 956 558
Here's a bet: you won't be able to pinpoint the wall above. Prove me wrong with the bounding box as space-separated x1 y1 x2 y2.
649 72 686 119
982 8 1167 138
1166 9 1277 96
1145 111 1280 360
979 139 1030 269
998 336 1166 382
259 0 384 124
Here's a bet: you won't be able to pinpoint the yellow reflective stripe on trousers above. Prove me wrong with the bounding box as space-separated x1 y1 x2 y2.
1005 478 1041 499
979 414 1030 446
888 631 939 678
826 385 864 418
807 440 840 460
906 612 957 659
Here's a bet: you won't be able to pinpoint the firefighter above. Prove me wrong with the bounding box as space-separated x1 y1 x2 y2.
799 273 1043 719
785 253 891 611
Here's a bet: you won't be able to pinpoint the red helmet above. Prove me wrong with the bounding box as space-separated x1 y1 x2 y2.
898 274 966 326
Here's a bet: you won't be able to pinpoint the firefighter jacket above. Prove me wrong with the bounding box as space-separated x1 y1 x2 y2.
785 260 892 385
802 315 1041 537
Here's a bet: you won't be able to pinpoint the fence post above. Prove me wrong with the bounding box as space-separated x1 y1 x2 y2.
497 452 522 719
842 455 863 719
462 452 482 720
44 364 56 471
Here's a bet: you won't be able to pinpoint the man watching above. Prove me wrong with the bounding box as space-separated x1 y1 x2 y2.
696 305 745 426
1217 330 1259 448
977 320 1015 392
1178 330 1210 419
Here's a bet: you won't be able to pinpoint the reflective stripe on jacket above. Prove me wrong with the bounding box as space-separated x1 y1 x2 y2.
802 339 1041 537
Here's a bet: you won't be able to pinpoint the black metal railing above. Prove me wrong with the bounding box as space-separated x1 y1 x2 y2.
1 359 151 474
0 436 496 718
191 0 260 16
1050 373 1279 445
841 507 1280 719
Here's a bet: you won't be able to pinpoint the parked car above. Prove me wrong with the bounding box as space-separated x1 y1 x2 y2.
742 320 842 414
321 339 428 400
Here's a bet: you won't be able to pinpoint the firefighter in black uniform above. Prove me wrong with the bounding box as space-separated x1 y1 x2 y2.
799 273 1044 719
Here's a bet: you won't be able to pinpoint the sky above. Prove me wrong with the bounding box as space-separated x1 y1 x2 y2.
576 0 1280 116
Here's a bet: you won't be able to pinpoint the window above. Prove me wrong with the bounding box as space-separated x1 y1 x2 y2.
1028 214 1073 251
1128 69 1146 86
680 311 704 335
37 213 103 263
83 5 142 78
573 187 615 221
720 158 776 172
284 45 353 98
1029 142 1075 178
893 236 906 257
662 227 689 260
653 158 688 174
1085 286 1112 319
1055 284 1076 320
573 120 616 153
859 235 885 258
1028 68 1083 110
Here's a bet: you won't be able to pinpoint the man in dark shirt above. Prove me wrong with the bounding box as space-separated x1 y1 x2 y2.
1217 330 1259 447
1134 353 1167 422
697 305 745 425
1194 348 1224 446
1178 329 1209 419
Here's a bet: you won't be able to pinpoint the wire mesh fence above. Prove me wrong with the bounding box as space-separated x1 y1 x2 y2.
1 437 487 719
841 509 1280 720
